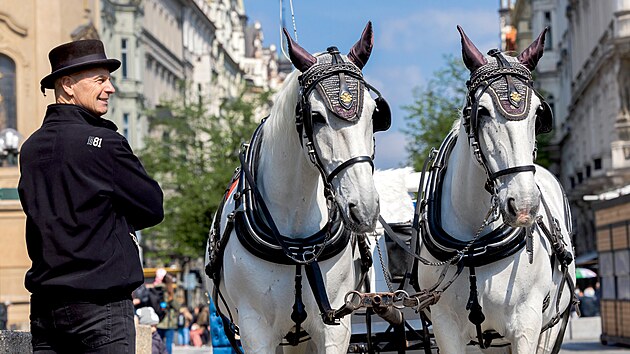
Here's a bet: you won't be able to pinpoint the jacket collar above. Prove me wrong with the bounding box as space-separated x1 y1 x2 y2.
44 104 118 131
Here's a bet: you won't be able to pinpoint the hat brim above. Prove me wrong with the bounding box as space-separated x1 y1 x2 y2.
40 58 121 90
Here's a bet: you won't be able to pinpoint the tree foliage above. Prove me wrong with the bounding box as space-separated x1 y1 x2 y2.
402 54 468 170
140 88 271 261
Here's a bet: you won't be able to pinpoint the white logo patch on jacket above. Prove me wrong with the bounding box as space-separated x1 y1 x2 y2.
87 136 102 148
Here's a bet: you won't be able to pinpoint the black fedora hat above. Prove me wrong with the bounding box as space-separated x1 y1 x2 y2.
40 39 120 91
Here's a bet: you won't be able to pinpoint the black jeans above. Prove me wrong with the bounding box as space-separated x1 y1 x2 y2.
30 298 135 354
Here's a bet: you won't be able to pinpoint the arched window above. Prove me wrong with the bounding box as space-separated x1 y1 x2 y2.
0 54 17 130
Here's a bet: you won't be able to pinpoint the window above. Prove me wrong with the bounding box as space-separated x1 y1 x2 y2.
0 54 16 130
543 12 553 50
122 113 129 140
594 158 602 170
585 165 591 178
121 38 128 79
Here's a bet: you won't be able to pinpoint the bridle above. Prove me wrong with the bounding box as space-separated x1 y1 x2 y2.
462 49 553 194
295 46 391 193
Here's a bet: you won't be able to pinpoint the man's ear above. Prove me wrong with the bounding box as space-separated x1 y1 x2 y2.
60 76 75 97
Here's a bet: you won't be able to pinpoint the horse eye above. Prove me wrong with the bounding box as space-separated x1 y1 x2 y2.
477 107 491 117
312 112 326 125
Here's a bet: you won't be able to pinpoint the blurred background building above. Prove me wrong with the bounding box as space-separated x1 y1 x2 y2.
501 0 630 263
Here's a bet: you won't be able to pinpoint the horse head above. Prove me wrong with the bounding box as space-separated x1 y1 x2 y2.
283 21 389 233
458 26 552 228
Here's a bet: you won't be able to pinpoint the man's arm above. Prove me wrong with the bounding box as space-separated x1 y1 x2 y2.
112 138 164 230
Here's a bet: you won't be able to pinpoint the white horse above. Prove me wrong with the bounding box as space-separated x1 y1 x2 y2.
206 22 389 354
415 26 576 354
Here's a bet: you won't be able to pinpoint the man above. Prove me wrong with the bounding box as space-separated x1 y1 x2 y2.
18 39 164 353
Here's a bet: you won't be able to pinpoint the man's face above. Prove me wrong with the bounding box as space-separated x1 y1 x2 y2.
67 67 115 116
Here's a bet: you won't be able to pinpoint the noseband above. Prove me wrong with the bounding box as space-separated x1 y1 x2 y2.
463 49 550 193
296 47 388 190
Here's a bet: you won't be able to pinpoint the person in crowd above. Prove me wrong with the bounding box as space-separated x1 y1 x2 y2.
177 306 193 346
19 39 164 353
156 272 181 354
579 285 600 317
195 304 211 345
189 322 204 347
137 307 168 354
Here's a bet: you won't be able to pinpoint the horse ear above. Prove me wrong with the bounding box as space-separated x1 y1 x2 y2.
457 25 487 72
348 21 374 69
517 27 548 70
283 27 316 72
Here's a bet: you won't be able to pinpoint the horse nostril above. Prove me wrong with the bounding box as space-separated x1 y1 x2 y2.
348 202 362 223
507 198 517 216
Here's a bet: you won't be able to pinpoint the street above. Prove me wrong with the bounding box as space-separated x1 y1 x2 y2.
173 315 630 354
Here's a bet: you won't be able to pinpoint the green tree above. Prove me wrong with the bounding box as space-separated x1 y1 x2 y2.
140 88 271 261
402 54 468 170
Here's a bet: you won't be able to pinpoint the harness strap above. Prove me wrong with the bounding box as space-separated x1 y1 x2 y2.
326 155 374 184
304 261 338 325
287 265 308 346
239 150 335 264
489 165 536 180
465 266 487 349
213 277 244 354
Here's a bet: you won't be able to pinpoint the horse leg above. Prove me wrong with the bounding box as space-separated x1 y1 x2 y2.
237 308 284 354
506 311 543 354
280 342 309 354
430 308 468 354
306 317 352 354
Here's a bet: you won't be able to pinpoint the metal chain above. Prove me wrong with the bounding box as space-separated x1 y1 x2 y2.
417 193 500 269
375 234 394 292
301 63 363 90
468 65 531 92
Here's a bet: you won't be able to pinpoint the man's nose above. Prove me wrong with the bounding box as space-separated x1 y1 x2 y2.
105 79 116 94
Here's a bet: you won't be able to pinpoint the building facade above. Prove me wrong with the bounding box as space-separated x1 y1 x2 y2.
508 0 630 257
0 0 282 329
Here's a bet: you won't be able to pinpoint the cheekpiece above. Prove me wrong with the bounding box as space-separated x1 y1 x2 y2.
468 56 533 121
300 59 365 121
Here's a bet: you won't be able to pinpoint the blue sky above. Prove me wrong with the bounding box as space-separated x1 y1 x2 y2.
242 1 501 169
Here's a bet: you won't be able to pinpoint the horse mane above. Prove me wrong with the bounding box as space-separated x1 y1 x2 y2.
451 118 462 134
263 70 301 154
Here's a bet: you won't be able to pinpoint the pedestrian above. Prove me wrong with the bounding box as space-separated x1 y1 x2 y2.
18 39 164 353
137 307 168 354
177 306 193 346
579 285 600 317
156 272 181 354
195 304 211 345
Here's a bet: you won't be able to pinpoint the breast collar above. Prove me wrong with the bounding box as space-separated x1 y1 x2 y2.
418 131 526 267
232 120 352 265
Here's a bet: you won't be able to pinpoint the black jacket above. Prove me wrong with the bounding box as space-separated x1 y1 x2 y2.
18 104 164 301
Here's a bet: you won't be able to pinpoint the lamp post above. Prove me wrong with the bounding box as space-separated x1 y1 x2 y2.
0 128 21 167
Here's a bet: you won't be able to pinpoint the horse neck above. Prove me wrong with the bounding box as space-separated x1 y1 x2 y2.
256 124 328 238
440 128 498 240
